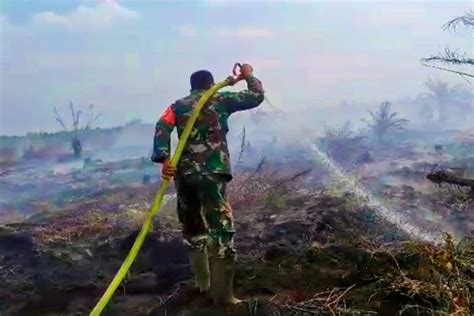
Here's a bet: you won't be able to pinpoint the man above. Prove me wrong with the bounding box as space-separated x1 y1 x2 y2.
151 64 264 305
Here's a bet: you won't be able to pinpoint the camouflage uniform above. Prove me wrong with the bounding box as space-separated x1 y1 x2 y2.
151 76 264 258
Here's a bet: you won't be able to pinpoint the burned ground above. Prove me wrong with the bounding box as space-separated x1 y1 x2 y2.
0 129 473 316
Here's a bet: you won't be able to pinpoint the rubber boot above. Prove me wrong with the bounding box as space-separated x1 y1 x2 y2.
188 248 210 292
209 256 242 305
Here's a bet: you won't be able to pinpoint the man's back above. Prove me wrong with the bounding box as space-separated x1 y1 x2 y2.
152 76 264 180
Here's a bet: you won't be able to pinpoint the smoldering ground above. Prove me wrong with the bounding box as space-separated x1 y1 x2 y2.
0 79 473 315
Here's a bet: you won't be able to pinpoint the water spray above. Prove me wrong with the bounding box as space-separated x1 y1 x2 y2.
264 96 455 244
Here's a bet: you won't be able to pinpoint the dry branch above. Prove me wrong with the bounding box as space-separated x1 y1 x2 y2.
442 10 474 32
283 285 366 315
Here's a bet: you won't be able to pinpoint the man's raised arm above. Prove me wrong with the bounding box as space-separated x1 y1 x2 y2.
222 64 265 114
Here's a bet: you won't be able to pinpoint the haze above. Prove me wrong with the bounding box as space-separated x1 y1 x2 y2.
0 0 472 135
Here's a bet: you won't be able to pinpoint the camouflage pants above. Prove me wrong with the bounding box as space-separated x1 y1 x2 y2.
175 173 236 259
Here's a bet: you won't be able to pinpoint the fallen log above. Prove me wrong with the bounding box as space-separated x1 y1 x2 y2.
426 171 474 196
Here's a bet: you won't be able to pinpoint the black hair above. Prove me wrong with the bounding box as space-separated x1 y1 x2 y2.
190 70 214 90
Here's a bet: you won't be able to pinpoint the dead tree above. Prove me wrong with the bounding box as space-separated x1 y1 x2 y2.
53 102 101 158
423 79 450 123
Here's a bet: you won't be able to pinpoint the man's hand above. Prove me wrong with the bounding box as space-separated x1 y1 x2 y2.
239 63 253 80
161 159 176 180
226 76 239 86
227 63 254 85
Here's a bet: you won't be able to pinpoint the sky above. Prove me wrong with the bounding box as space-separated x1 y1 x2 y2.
0 0 472 135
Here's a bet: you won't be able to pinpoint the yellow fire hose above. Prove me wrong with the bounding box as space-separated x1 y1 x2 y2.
90 78 233 316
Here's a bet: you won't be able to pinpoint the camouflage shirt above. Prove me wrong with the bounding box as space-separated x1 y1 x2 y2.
151 76 264 180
